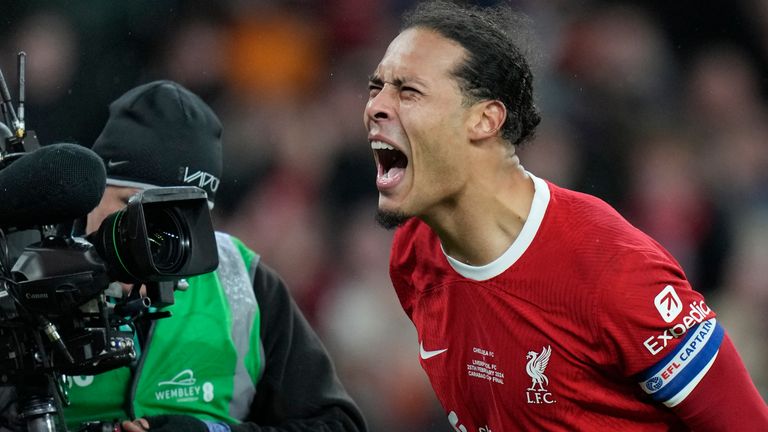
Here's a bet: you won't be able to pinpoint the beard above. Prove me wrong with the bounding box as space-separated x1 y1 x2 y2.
375 209 411 230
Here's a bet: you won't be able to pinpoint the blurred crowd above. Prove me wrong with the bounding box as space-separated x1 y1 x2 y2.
1 1 767 430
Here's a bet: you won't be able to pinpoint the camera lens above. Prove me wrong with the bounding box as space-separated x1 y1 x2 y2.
143 207 190 273
88 188 215 283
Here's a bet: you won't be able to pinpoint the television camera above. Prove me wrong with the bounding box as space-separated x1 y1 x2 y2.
0 53 219 432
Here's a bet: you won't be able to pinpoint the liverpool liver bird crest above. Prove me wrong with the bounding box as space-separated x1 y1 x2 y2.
526 345 552 391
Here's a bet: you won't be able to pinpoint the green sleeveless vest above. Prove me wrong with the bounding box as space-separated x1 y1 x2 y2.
63 233 264 428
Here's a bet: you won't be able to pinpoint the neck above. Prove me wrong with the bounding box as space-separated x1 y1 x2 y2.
425 160 535 266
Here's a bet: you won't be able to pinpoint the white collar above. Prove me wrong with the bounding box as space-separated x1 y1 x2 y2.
444 172 550 281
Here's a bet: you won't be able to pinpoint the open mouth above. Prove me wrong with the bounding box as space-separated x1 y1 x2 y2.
371 140 408 179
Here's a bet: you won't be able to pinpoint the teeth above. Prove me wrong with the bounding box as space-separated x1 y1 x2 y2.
371 140 395 150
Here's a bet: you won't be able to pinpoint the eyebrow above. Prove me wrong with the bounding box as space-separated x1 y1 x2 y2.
367 74 413 88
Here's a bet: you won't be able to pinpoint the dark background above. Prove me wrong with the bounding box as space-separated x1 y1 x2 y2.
2 1 767 429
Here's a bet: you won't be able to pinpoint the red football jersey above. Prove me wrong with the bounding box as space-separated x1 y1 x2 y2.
390 174 722 431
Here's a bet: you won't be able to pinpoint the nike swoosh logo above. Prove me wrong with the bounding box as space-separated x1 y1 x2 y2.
420 341 448 360
107 160 129 168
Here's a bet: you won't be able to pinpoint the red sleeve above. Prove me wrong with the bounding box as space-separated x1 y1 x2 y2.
598 245 767 428
671 333 768 430
597 246 715 377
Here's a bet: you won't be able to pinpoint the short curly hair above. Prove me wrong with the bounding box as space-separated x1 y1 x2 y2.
402 0 541 146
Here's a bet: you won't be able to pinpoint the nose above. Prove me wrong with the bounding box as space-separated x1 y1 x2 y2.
364 87 395 126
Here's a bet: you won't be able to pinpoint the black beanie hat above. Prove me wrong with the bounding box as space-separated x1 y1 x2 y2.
91 80 222 208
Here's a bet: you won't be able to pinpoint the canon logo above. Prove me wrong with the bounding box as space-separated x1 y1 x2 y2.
25 292 49 300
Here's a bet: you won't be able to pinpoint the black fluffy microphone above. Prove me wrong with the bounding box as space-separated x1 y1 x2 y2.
0 143 106 228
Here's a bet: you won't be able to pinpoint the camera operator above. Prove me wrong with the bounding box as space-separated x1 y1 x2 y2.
65 81 367 432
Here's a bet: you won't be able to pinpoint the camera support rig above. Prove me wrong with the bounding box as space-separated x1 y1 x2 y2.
0 53 218 432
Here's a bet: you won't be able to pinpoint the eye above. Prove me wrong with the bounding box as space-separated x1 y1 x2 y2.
368 83 382 98
400 86 421 99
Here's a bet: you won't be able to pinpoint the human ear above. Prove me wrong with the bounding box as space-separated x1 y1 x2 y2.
467 100 506 141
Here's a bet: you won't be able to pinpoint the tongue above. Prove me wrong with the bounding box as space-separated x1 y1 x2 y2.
376 167 405 189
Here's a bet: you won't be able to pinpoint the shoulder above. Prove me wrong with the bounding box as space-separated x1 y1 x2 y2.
215 231 260 269
545 182 666 258
392 218 443 255
592 242 713 374
391 218 443 275
389 219 449 315
547 182 629 232
212 233 291 291
546 184 691 307
392 217 431 245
